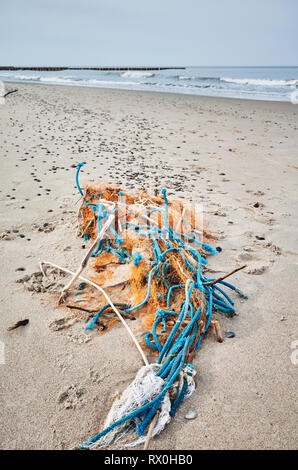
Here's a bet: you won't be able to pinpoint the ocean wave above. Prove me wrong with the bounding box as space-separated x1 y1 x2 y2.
121 71 155 78
159 82 211 89
0 73 41 81
17 74 41 80
177 75 211 81
220 77 298 87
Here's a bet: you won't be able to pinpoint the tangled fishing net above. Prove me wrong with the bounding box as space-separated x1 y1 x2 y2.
41 162 247 450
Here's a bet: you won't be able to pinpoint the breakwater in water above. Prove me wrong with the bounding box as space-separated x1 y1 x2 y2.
0 66 185 71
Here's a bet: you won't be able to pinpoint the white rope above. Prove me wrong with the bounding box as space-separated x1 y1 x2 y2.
40 260 149 366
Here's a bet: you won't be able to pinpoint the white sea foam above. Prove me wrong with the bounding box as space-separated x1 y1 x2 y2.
220 77 298 87
14 74 41 80
40 76 73 83
40 77 139 87
121 71 154 78
87 79 138 86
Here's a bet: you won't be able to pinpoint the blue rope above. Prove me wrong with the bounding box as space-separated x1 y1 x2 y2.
76 162 85 196
85 303 130 330
133 253 142 266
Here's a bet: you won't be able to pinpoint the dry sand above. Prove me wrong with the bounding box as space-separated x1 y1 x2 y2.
0 82 297 450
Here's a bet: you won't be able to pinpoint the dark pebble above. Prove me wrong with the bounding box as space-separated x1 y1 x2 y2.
256 236 265 240
225 331 235 338
216 247 222 252
19 234 25 238
15 267 25 271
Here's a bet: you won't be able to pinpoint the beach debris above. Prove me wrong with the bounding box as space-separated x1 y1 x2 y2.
0 232 11 240
204 264 246 286
185 408 197 420
143 410 160 450
2 88 18 98
211 319 224 343
38 162 246 450
7 319 29 331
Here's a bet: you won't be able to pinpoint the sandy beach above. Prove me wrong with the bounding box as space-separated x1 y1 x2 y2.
0 82 297 450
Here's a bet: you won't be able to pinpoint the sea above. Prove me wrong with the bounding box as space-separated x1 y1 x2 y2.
1 66 298 102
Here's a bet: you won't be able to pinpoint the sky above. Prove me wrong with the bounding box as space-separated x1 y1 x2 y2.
1 0 297 66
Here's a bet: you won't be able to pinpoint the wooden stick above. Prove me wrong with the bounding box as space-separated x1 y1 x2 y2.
205 264 247 286
40 260 149 366
66 304 136 320
3 89 18 98
7 319 29 331
210 319 223 343
59 212 115 303
143 411 160 450
80 217 95 237
176 207 185 233
66 304 98 314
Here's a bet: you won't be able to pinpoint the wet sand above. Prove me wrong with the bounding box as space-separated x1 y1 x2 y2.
0 82 297 449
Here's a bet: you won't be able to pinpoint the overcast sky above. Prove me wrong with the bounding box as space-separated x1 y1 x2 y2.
1 0 297 66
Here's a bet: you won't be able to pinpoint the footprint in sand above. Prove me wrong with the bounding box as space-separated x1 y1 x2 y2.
17 267 67 294
49 316 77 332
57 384 87 409
236 244 278 275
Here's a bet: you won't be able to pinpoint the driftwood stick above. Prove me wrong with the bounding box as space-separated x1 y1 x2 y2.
59 212 115 303
3 89 18 98
210 319 223 343
205 264 247 286
143 411 160 450
7 319 29 331
66 305 98 314
40 260 148 366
